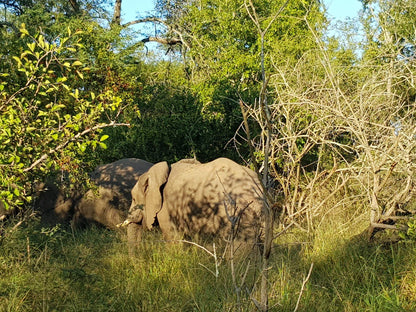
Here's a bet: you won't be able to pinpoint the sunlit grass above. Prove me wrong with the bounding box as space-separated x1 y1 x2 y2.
1 212 416 311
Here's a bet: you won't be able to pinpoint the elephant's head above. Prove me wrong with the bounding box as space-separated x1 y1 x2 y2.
129 161 169 230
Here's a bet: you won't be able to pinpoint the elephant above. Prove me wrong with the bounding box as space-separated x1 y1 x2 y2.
36 158 153 230
124 157 264 252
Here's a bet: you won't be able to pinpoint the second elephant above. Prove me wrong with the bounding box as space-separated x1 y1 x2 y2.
125 158 264 248
36 158 153 229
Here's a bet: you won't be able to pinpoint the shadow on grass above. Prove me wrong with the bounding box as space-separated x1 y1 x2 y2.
0 218 257 311
2 215 416 312
269 230 416 312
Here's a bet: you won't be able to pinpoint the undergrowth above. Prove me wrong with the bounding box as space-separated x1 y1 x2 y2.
1 213 416 311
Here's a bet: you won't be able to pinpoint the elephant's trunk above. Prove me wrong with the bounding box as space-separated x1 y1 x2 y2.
127 221 143 256
117 208 144 227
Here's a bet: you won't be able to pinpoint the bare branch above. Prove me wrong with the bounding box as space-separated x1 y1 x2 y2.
370 222 407 231
68 0 80 13
294 263 314 312
122 17 192 50
141 36 182 46
121 17 166 28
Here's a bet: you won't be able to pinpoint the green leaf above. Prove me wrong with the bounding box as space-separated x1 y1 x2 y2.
100 135 109 142
27 42 36 52
37 110 48 117
72 61 83 66
20 24 29 36
75 70 84 79
12 56 22 67
21 50 31 58
77 142 86 152
70 89 79 99
38 35 45 48
51 104 65 112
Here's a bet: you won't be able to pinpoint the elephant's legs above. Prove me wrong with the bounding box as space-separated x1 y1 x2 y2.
157 209 178 242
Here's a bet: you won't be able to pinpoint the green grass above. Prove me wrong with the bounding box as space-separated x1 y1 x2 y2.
1 213 416 311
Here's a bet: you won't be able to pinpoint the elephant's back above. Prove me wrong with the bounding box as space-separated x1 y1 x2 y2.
91 158 153 192
164 157 263 238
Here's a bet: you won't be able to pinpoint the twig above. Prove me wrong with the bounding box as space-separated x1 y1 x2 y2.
178 240 219 278
294 263 314 312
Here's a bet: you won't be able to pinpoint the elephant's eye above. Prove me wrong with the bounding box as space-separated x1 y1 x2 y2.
131 204 143 211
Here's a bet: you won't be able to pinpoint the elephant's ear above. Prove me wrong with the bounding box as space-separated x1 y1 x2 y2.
144 161 169 230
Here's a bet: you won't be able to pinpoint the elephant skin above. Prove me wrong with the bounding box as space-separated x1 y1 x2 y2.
36 158 153 229
126 158 264 249
35 182 79 225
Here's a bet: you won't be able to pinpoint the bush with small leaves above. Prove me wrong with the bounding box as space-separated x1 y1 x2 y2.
0 24 129 212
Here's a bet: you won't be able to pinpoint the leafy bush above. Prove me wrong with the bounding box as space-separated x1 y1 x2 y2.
0 24 127 211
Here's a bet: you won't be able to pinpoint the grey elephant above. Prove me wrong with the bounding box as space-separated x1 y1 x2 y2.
36 158 153 230
124 158 264 251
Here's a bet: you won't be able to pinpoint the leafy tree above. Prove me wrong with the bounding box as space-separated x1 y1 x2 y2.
134 0 326 162
99 59 242 164
360 0 416 57
0 24 127 211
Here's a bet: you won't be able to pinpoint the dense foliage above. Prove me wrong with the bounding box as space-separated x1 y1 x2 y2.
0 23 126 211
2 0 416 310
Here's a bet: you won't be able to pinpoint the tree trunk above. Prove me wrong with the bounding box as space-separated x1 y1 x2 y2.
112 0 122 25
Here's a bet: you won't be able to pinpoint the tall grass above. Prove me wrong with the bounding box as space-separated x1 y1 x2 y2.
1 213 416 311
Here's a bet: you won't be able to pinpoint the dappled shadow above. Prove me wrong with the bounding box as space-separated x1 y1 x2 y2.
35 158 153 228
160 158 264 246
267 229 416 311
90 158 153 201
35 182 79 226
